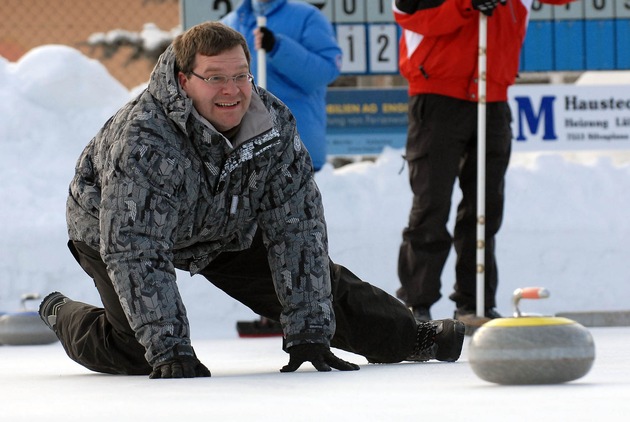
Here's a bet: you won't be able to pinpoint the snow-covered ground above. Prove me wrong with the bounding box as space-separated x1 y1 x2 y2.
1 328 628 421
0 45 629 420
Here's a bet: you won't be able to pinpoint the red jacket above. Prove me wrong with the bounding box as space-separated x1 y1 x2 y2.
394 0 572 102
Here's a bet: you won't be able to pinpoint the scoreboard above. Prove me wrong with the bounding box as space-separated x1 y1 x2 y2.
181 0 400 73
181 0 630 74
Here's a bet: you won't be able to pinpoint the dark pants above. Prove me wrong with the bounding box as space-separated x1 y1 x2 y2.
397 94 512 311
57 233 417 375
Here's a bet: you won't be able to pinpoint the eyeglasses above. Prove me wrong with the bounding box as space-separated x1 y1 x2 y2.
190 71 253 87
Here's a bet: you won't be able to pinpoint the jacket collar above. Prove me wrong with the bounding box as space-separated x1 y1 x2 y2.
250 0 286 16
239 0 287 17
190 88 273 150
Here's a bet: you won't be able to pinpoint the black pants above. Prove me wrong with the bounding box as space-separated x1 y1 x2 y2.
397 94 512 311
57 233 417 375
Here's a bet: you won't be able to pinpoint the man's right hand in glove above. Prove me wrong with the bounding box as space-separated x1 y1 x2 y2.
280 344 360 373
149 344 211 379
472 0 507 16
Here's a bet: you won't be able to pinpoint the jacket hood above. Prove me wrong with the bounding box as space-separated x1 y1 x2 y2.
147 44 193 134
240 0 287 17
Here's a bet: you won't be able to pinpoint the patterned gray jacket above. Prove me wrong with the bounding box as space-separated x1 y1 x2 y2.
66 45 334 366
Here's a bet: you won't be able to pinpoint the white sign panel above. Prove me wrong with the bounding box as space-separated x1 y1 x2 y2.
508 84 630 151
368 24 398 73
366 0 395 22
333 0 366 22
336 24 367 73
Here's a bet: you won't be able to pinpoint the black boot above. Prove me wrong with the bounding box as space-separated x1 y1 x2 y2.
38 291 70 331
406 319 465 362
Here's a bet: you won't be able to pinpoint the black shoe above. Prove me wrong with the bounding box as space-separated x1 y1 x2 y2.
411 306 432 322
484 308 502 319
38 292 69 331
406 319 466 362
454 306 502 320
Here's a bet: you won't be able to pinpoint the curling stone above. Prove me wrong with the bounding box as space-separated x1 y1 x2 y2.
468 287 595 385
0 293 58 346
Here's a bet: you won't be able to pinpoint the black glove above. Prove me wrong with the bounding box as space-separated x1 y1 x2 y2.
280 344 360 373
259 27 276 52
472 0 507 16
398 0 448 14
149 344 211 379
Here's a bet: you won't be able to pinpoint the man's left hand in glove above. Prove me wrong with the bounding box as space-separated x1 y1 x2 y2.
254 27 276 52
280 344 360 373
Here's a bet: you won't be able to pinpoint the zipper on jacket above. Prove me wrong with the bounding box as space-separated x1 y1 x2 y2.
507 0 516 23
414 37 438 80
419 65 429 79
230 195 239 215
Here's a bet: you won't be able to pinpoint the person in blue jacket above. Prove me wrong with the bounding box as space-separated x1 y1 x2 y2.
223 0 342 336
222 0 341 172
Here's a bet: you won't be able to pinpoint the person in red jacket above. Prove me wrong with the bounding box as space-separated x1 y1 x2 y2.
393 0 572 326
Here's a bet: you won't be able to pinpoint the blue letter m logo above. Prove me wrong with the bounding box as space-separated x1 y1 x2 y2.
514 96 557 141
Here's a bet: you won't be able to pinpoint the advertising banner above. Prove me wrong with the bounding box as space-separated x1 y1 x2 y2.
326 88 407 155
508 84 630 151
326 84 630 155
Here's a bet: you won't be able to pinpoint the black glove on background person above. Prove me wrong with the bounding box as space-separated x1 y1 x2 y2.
396 0 456 13
280 344 360 372
472 0 506 16
259 27 276 52
150 344 211 379
395 0 423 14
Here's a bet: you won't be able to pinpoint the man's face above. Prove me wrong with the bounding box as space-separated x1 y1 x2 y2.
178 46 252 132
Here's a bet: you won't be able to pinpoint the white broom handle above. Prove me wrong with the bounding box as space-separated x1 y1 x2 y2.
256 16 267 89
476 13 488 318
